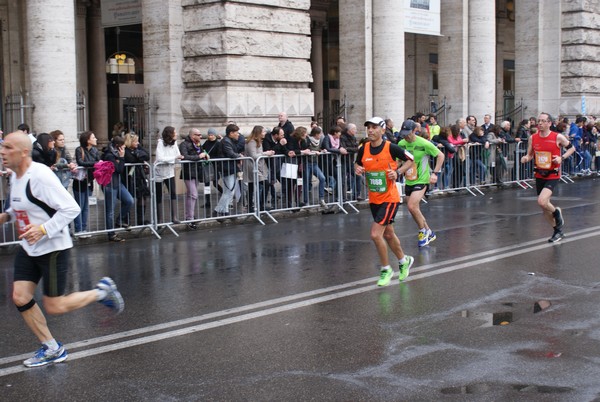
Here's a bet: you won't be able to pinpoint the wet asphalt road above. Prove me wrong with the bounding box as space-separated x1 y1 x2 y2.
1 178 600 401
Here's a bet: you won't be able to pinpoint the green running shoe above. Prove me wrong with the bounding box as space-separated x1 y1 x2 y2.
398 256 414 281
377 268 394 287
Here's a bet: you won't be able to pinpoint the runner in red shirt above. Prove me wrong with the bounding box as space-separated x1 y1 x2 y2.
520 112 575 242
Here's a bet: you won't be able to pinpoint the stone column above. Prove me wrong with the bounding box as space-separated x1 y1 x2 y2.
372 0 404 121
515 0 561 117
310 15 326 123
25 0 77 138
560 1 600 116
75 2 88 97
339 0 372 125
180 1 313 134
438 0 468 123
143 0 185 134
468 0 496 121
87 0 109 142
405 34 432 117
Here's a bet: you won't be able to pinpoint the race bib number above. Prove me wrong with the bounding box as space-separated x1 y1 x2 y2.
366 171 388 193
405 167 418 181
534 151 552 169
14 210 30 236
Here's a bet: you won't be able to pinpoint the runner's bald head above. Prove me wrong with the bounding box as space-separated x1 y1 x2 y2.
5 132 33 153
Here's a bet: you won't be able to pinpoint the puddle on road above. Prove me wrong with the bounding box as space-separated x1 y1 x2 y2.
440 382 573 395
461 310 513 327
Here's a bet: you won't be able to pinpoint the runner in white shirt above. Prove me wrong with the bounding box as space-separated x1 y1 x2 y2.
0 132 125 368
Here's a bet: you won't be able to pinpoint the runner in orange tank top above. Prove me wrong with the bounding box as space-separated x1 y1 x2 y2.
355 117 415 286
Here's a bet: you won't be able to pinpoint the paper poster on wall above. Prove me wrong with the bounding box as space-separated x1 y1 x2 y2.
404 0 441 36
101 0 142 27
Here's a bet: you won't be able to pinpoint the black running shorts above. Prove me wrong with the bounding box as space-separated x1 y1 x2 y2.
405 183 428 197
13 247 69 297
535 178 559 195
370 202 399 226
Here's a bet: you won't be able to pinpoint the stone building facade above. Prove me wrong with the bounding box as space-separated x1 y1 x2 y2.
0 0 598 147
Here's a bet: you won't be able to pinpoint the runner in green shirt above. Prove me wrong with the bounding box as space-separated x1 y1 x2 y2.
398 119 445 247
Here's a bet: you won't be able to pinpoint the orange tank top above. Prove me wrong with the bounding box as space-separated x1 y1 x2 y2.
361 141 400 204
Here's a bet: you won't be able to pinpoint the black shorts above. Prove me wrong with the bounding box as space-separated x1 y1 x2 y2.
535 178 559 195
370 202 399 225
405 183 428 197
13 247 69 297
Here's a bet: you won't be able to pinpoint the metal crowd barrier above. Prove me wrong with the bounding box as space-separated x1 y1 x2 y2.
2 139 595 246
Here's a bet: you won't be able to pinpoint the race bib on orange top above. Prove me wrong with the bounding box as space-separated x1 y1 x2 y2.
366 171 388 193
534 151 552 169
14 210 30 236
405 167 418 181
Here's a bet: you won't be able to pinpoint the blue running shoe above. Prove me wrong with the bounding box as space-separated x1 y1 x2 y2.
427 230 437 245
417 230 429 247
96 277 125 314
23 343 68 368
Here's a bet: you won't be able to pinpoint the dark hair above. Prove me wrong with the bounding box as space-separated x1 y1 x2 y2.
161 126 176 146
329 125 342 136
310 127 322 137
35 133 53 152
50 130 64 142
18 123 30 133
226 124 240 136
473 126 483 136
292 126 307 141
271 126 283 136
79 131 94 148
248 126 264 146
111 135 125 147
519 119 529 127
556 122 568 133
450 124 460 139
439 126 450 139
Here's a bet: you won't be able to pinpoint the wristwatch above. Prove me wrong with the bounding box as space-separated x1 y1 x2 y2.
433 171 441 174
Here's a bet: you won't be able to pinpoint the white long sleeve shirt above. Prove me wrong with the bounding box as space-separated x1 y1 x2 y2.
6 162 80 256
155 139 181 181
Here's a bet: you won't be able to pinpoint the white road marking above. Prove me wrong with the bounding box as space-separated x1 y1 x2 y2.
1 226 599 377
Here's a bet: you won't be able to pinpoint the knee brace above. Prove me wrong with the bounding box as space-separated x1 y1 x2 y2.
16 299 36 312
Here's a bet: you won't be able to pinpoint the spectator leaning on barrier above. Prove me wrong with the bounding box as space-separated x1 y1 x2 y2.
278 112 295 140
201 128 223 208
263 126 288 209
179 128 208 228
304 127 328 207
244 126 274 212
431 126 456 190
341 123 361 200
50 130 77 190
101 136 134 242
155 126 183 224
481 114 496 136
321 125 348 201
124 133 151 226
214 124 242 217
73 131 100 236
31 133 56 168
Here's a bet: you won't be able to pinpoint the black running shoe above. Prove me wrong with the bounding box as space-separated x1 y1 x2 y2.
548 230 564 243
553 207 564 230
